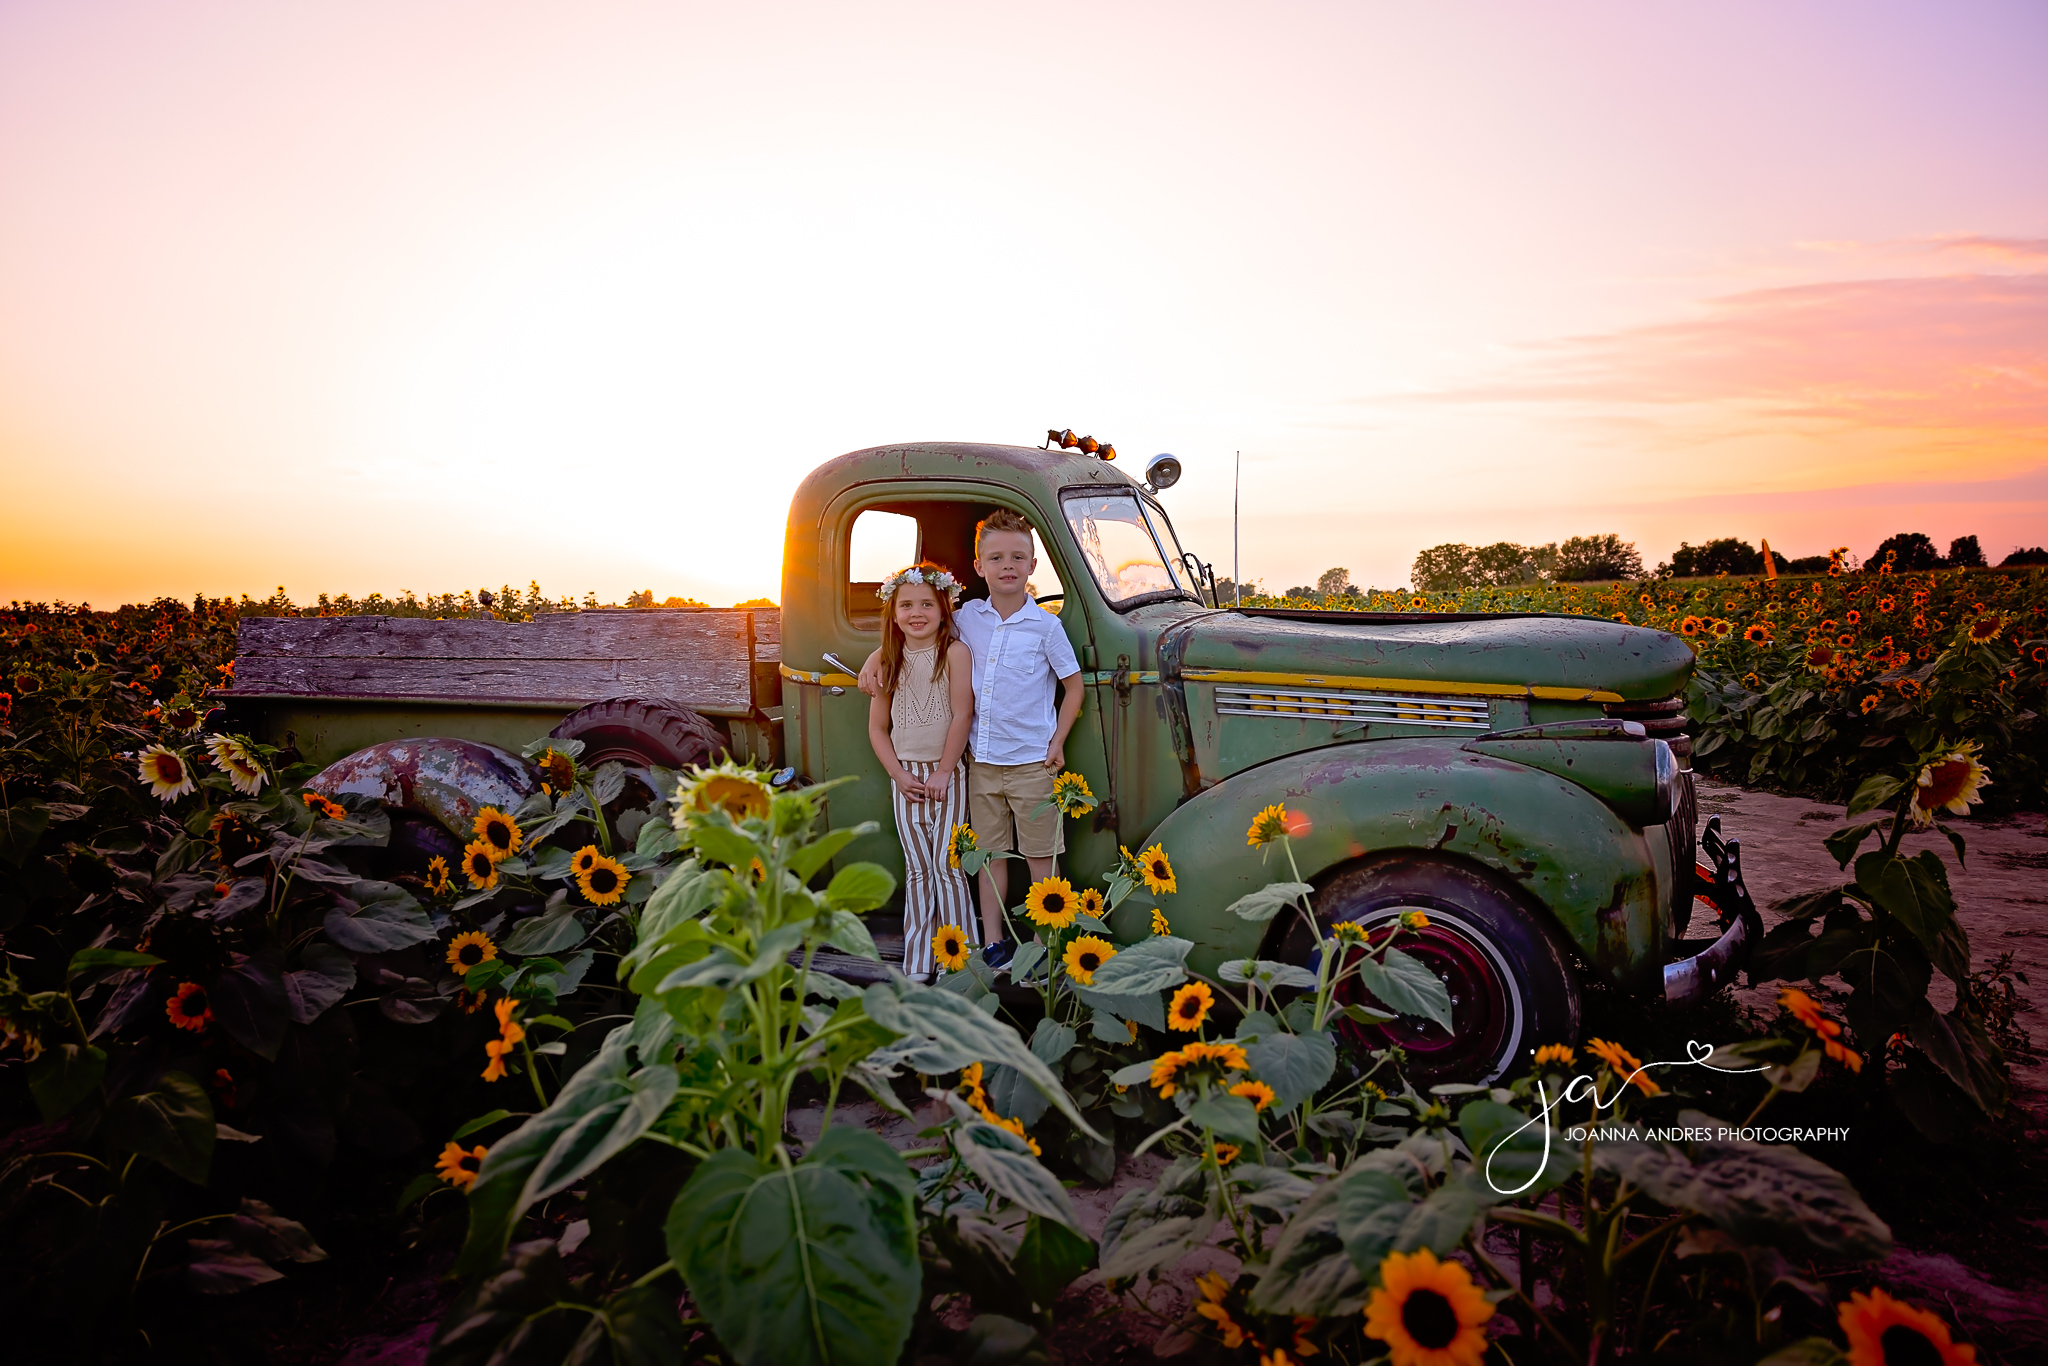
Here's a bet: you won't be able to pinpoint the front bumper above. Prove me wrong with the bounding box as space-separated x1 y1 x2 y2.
1662 816 1763 1009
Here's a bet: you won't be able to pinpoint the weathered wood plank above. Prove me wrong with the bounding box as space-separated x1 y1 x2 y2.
236 611 754 661
231 655 752 711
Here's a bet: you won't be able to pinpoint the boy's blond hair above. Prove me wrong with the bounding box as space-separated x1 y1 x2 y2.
975 509 1034 558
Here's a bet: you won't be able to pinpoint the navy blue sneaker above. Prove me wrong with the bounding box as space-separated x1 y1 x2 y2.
983 937 1016 969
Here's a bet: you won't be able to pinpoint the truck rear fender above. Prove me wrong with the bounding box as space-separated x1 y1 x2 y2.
1108 738 1667 993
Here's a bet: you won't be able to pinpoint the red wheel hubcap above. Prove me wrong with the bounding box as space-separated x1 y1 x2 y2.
1335 918 1516 1082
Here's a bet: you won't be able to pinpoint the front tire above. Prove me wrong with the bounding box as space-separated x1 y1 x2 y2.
1276 856 1582 1084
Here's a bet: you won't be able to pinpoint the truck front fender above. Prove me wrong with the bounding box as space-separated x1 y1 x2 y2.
1109 739 1668 994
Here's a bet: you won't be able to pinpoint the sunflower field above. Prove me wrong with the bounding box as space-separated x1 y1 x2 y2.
1249 558 2048 810
1 586 2038 1364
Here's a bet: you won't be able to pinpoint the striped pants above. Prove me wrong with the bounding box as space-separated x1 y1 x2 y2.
893 758 979 977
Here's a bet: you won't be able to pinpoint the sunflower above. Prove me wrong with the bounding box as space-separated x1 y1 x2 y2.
678 763 773 824
435 1141 488 1190
1061 935 1116 985
1710 618 1734 639
933 925 970 972
166 981 212 1032
483 998 526 1082
1213 1141 1242 1166
1051 770 1096 816
205 734 267 795
1150 907 1172 936
1806 646 1836 669
1913 614 1927 631
1743 623 1771 643
1168 982 1214 1032
1910 744 1990 827
1532 1043 1575 1068
1878 597 1896 613
1837 1287 1976 1366
446 930 497 976
461 841 500 890
1678 615 1702 638
1229 1079 1277 1111
1024 876 1077 928
304 793 347 820
1330 920 1368 946
1846 610 1862 626
1077 887 1105 919
570 845 601 877
1861 695 1880 714
137 745 195 801
1897 679 1922 699
473 807 522 861
1193 1271 1253 1349
958 1061 987 1110
1912 589 1929 608
577 853 631 905
1149 1040 1249 1097
1611 612 1630 623
1967 614 2004 643
1138 844 1176 895
1839 634 1856 648
1779 987 1863 1073
1247 803 1291 847
1585 1037 1660 1096
424 856 453 896
1399 909 1431 930
536 746 576 795
2034 646 2048 665
1362 1247 1493 1366
210 811 265 867
947 823 977 870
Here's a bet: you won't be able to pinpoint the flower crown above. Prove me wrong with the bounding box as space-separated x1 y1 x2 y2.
876 566 961 604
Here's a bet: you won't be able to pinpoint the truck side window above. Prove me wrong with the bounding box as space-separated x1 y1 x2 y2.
847 509 921 627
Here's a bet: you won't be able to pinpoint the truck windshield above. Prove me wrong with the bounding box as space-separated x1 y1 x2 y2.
1062 491 1193 606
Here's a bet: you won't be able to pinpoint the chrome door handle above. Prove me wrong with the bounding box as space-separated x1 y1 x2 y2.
822 651 857 675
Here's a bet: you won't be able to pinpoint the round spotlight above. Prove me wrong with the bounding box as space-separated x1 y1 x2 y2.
1144 453 1182 491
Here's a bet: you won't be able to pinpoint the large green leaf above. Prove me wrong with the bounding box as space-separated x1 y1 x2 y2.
824 862 896 914
324 880 438 953
1594 1115 1891 1262
1351 947 1453 1031
1028 1019 1077 1067
982 1064 1051 1129
1011 1216 1096 1316
1334 1169 1415 1279
789 823 874 880
1395 1174 1490 1254
457 1029 681 1274
1459 1100 1564 1198
1097 1157 1218 1280
65 947 163 979
1244 1030 1336 1112
860 980 1100 1139
104 1071 215 1185
1249 1174 1370 1316
951 1115 1081 1230
501 903 589 956
1186 1093 1262 1143
1073 987 1155 1032
1845 774 1906 817
1908 1007 2008 1117
284 942 356 1024
210 952 290 1060
1225 882 1315 922
665 1128 920 1366
563 1282 689 1366
1083 937 1193 994
27 1042 105 1121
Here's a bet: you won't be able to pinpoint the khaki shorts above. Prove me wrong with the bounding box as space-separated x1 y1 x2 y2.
968 760 1065 858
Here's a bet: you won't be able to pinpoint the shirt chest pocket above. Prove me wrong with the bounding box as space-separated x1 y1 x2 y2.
994 635 1046 681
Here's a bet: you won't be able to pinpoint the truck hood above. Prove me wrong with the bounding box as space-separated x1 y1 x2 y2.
1166 609 1693 703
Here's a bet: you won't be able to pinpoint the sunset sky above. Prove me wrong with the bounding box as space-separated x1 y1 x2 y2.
2 1 2043 606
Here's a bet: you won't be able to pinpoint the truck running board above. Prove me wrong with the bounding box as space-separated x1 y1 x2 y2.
1662 816 1763 1010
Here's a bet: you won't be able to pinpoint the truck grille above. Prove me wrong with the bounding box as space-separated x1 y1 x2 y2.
1215 686 1492 731
1603 696 1690 759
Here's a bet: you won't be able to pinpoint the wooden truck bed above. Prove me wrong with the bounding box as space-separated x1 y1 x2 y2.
217 608 783 769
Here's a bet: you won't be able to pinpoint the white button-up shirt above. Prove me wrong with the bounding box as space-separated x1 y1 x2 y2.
953 596 1082 766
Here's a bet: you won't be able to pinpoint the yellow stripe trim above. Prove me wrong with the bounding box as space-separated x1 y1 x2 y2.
779 663 860 687
1178 668 1624 704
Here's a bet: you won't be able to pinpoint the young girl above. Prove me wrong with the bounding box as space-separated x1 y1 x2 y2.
864 563 978 979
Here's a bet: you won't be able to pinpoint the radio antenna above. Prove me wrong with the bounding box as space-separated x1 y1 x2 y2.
1233 450 1241 606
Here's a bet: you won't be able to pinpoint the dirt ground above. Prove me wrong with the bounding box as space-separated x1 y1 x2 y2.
329 779 2048 1364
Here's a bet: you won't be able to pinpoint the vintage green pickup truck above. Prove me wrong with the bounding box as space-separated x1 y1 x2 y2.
219 440 1757 1082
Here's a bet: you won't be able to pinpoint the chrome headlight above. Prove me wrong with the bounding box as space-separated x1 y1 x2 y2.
1650 738 1678 826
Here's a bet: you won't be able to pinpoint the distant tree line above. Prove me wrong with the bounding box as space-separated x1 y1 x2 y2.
1404 535 1645 592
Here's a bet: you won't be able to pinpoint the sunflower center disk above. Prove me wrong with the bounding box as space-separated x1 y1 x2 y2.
1401 1289 1460 1350
1877 1325 1945 1366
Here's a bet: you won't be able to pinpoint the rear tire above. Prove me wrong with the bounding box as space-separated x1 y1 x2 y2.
549 698 726 771
1275 856 1582 1084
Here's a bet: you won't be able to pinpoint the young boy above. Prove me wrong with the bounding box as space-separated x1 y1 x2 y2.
860 510 1082 964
